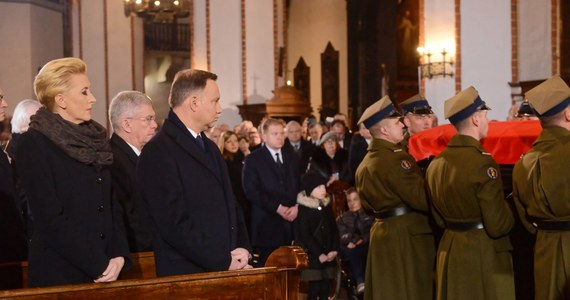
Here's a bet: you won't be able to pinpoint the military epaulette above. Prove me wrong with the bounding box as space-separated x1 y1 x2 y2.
481 151 491 156
393 149 403 153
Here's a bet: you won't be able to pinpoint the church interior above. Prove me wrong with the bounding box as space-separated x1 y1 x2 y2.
0 0 568 299
0 0 567 131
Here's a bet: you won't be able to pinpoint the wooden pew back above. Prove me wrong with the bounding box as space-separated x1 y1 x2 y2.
0 246 308 300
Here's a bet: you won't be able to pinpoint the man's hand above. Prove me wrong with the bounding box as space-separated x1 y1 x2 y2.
287 205 298 222
277 204 297 222
347 242 356 249
94 257 125 283
277 204 290 220
326 251 338 262
228 248 250 270
318 254 328 263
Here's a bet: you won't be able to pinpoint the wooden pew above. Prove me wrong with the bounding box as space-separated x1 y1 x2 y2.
0 246 308 299
0 251 158 290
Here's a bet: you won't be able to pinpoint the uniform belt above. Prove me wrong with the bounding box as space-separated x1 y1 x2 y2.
374 205 411 220
533 220 570 231
446 220 484 231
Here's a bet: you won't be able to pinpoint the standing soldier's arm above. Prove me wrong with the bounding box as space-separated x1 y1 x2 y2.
477 162 514 238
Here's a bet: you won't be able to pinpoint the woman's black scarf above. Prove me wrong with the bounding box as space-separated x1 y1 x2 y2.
29 107 113 168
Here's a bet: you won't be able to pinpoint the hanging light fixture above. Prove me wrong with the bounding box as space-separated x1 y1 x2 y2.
124 0 190 23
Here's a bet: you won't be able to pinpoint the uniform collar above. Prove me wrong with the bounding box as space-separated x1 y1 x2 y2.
369 138 404 152
534 126 570 146
447 134 485 152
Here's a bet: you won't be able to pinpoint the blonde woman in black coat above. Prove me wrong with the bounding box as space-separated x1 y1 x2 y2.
16 57 131 287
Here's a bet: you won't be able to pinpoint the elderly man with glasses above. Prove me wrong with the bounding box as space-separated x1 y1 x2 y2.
108 90 158 252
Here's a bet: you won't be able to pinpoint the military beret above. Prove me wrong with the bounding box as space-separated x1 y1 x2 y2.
525 75 570 117
357 95 401 128
444 86 490 125
400 94 434 115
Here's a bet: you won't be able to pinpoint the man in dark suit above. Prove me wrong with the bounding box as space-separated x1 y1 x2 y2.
242 118 300 267
108 91 157 252
307 121 323 145
284 120 315 174
0 87 27 263
348 122 371 185
331 119 352 150
137 70 251 276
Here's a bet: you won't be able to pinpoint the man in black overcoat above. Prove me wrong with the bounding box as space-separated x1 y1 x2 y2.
283 120 315 174
137 70 251 276
0 87 26 263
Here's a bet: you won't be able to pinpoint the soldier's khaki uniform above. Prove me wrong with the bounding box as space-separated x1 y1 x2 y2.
426 135 515 300
512 74 570 300
356 138 435 300
513 128 570 300
426 86 515 300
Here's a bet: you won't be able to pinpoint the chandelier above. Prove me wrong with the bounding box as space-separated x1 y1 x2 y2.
124 0 190 23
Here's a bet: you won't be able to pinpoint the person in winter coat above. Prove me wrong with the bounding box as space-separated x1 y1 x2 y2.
295 171 340 300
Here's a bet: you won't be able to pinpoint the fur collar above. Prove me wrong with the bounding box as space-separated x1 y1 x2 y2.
297 192 331 209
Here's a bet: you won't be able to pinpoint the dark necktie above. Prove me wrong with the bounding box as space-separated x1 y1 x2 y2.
275 153 283 167
195 134 205 150
294 144 300 153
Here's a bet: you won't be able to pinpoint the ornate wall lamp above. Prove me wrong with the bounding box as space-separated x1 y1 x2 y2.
417 47 454 79
124 0 190 23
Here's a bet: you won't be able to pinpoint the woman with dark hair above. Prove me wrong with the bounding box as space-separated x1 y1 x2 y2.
16 57 130 287
220 131 251 236
307 131 350 185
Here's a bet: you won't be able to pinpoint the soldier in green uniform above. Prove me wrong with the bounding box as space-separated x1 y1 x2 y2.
425 86 515 300
401 93 435 141
400 94 436 171
355 96 435 300
512 75 570 300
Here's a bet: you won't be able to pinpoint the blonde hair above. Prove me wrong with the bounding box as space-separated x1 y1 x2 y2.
34 57 87 111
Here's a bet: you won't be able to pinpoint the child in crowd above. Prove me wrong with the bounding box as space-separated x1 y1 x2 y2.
295 172 340 300
337 187 374 294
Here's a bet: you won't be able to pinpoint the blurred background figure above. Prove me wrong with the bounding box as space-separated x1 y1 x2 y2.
308 121 323 145
337 187 374 295
238 134 251 157
248 126 262 152
219 130 251 237
0 116 10 147
6 99 42 241
0 87 27 265
514 100 538 121
206 125 225 144
330 120 352 150
236 120 254 138
348 122 372 185
284 120 316 174
6 99 42 159
307 131 350 186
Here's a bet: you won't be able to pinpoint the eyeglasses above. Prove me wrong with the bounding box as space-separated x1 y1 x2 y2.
127 116 156 124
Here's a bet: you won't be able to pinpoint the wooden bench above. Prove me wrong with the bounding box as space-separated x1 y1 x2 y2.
0 246 308 299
